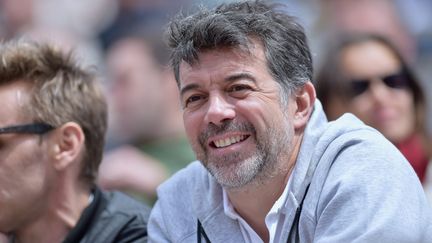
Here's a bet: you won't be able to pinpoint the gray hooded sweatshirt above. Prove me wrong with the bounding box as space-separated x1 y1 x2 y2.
148 101 432 243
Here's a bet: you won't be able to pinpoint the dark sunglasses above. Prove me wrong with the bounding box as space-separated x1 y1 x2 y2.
349 70 410 97
0 123 55 135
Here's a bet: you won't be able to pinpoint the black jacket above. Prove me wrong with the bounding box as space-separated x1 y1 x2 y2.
63 187 150 243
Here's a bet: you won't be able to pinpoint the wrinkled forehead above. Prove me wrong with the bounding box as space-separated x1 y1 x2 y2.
173 37 265 85
178 44 267 85
191 38 262 64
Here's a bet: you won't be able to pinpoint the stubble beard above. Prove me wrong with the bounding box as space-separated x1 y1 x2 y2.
195 119 292 189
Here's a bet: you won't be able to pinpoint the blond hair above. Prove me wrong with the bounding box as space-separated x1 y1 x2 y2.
0 39 107 185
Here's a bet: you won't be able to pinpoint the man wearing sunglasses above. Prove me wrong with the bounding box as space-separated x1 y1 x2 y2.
0 40 149 242
148 1 432 242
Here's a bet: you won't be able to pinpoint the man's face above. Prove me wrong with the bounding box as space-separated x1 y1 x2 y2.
179 44 297 188
107 39 165 142
0 81 52 233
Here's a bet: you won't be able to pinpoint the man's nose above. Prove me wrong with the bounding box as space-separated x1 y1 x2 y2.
204 94 235 126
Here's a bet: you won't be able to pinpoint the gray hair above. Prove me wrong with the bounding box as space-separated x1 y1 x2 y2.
166 0 313 98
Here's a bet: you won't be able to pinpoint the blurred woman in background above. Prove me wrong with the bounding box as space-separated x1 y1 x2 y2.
316 33 431 190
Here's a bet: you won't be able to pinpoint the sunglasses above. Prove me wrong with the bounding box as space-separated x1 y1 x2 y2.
349 70 410 97
0 123 55 135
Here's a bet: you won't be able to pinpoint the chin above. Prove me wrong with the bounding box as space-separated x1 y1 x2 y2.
207 155 263 188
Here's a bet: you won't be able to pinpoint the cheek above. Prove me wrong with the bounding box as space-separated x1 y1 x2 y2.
349 97 374 119
0 164 16 200
0 159 45 204
395 90 415 115
0 140 51 214
395 91 416 129
183 111 202 142
236 99 283 129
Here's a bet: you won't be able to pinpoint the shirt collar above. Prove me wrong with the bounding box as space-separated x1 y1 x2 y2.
222 172 294 220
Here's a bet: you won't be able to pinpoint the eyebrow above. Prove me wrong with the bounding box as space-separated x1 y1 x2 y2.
224 73 257 84
180 72 256 98
180 83 200 98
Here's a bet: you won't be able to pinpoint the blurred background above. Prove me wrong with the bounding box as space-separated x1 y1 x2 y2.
1 0 431 203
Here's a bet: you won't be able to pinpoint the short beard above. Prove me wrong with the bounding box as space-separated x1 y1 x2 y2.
196 118 292 189
206 141 266 189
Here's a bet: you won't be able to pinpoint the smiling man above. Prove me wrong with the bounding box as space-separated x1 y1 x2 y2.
148 1 432 242
180 46 300 191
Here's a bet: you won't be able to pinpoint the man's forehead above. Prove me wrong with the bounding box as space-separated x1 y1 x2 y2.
178 45 266 78
0 82 32 123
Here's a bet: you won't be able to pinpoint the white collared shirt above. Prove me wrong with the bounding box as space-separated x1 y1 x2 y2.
222 176 292 243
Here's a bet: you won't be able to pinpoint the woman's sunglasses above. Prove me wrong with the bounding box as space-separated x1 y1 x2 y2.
349 70 410 97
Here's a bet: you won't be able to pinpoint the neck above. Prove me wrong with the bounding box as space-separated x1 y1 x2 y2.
226 133 302 242
14 182 91 243
226 171 291 242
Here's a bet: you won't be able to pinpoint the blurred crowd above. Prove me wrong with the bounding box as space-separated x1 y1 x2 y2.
1 0 431 203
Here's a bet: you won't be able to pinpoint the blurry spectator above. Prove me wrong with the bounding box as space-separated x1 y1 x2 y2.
33 0 116 39
0 0 115 70
316 0 416 62
0 233 6 243
316 34 432 195
98 0 193 50
0 0 115 39
395 0 432 134
0 40 149 243
312 0 432 133
0 0 35 39
394 0 432 56
98 35 195 203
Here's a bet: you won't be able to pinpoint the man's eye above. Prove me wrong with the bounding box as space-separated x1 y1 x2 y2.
185 95 204 107
229 85 250 92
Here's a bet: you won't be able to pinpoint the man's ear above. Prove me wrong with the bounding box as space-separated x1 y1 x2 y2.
293 81 316 130
50 122 85 171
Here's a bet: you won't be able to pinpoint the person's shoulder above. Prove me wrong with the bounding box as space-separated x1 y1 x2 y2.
311 112 416 187
99 190 150 236
313 114 420 195
154 160 223 215
326 114 406 164
81 189 149 243
323 113 394 152
304 103 388 160
307 115 431 242
103 190 151 219
327 113 376 137
149 161 221 242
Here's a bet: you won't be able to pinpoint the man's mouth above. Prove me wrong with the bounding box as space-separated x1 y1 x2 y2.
210 135 249 148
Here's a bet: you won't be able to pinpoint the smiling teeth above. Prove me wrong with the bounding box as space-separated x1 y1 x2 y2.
214 135 245 148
